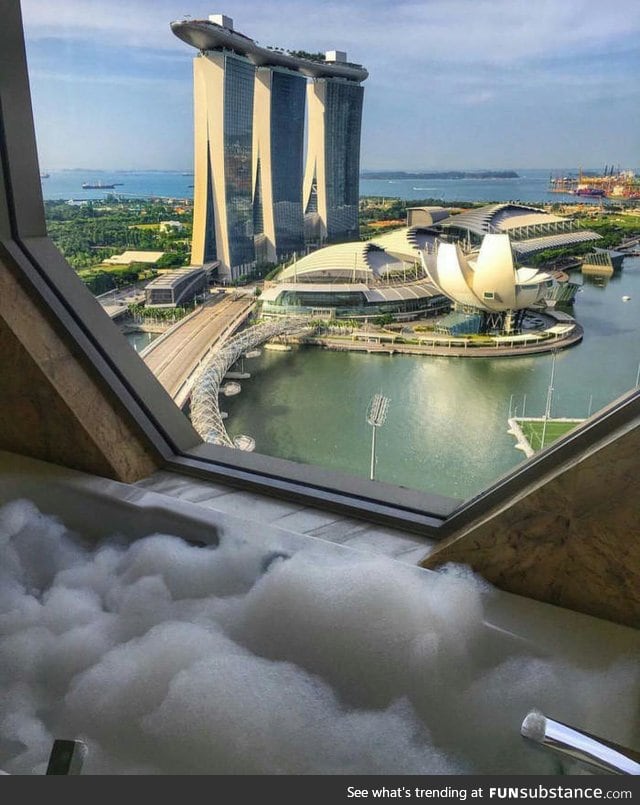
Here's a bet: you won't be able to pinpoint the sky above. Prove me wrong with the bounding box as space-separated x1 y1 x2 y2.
20 0 640 171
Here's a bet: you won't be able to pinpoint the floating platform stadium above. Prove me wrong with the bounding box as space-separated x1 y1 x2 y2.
259 203 602 340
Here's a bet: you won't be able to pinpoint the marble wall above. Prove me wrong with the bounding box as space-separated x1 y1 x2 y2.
0 255 159 483
422 415 640 628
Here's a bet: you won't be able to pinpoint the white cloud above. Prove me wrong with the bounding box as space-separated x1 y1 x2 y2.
19 0 640 168
21 0 185 49
21 0 640 65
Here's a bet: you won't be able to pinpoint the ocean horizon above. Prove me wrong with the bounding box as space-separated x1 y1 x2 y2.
40 167 635 205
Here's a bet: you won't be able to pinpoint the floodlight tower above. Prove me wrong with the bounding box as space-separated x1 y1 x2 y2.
540 351 557 450
366 393 390 481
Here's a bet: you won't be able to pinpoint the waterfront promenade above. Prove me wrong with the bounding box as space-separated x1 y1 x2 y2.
301 328 583 358
293 310 583 358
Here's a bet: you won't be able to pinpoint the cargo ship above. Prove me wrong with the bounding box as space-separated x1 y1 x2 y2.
81 181 118 189
574 186 606 197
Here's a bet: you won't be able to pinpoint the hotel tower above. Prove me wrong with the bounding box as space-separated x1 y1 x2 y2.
303 64 364 245
171 15 368 281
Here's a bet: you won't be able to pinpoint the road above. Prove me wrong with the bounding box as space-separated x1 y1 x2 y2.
98 285 146 320
142 295 255 405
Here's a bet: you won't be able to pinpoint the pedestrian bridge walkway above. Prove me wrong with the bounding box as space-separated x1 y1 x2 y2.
190 317 313 448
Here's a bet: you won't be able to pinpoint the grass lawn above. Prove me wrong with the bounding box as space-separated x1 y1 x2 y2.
518 419 580 451
578 214 640 231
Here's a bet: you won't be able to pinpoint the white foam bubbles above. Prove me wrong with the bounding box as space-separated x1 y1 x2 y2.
0 499 637 775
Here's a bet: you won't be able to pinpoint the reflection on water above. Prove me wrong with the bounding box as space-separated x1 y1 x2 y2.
223 259 640 500
125 330 160 352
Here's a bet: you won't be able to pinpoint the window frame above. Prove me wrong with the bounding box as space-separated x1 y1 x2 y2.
2 0 639 540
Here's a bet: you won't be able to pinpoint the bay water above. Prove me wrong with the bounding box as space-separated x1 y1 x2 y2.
223 260 640 500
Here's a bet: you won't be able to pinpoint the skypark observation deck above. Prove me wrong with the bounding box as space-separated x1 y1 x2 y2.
170 18 369 83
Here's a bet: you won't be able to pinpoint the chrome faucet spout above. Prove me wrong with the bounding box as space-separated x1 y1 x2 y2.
521 710 640 775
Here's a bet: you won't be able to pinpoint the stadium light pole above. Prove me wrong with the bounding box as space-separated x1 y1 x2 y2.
540 351 557 450
366 393 390 481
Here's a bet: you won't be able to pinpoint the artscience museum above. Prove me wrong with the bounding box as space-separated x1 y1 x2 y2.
423 234 553 334
260 203 600 332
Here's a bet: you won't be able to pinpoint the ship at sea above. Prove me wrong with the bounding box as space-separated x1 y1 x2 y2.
575 186 606 197
81 181 121 189
548 166 640 199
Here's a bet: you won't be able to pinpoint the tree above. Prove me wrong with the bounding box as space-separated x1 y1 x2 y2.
156 252 186 268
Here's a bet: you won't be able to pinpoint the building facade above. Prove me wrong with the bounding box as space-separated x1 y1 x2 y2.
191 50 256 280
303 77 364 245
172 15 368 282
145 268 208 308
253 67 306 265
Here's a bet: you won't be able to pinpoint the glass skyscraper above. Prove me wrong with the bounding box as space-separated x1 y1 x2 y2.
323 80 364 242
253 66 306 264
223 57 255 271
303 76 366 246
269 70 306 257
172 15 367 280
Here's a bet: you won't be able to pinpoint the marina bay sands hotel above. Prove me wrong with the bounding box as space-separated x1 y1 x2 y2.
171 15 368 281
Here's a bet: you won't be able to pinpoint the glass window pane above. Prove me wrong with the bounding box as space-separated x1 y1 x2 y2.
21 1 640 506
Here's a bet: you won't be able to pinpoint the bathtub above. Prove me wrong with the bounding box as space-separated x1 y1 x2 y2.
0 448 638 775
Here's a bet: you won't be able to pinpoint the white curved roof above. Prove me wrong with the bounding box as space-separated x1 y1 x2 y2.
515 266 550 283
406 206 451 225
472 234 518 308
370 227 437 260
441 204 550 237
436 243 486 308
495 212 565 230
441 204 602 257
364 281 438 302
511 230 601 257
278 241 408 282
171 20 368 82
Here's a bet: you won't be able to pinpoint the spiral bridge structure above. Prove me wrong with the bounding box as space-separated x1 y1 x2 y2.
190 317 313 448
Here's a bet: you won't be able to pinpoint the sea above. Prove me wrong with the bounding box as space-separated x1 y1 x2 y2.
40 170 195 203
39 167 635 206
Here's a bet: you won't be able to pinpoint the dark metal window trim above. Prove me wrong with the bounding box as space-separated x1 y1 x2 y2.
2 0 639 540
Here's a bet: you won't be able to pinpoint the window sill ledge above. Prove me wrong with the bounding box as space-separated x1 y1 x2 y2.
135 468 436 564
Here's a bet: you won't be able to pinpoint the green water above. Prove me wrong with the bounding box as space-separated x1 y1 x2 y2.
223 259 640 500
125 330 160 352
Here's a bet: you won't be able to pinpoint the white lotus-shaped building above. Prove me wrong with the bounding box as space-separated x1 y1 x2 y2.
424 233 553 313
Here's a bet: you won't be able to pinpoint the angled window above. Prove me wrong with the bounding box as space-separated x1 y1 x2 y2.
3 1 640 542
